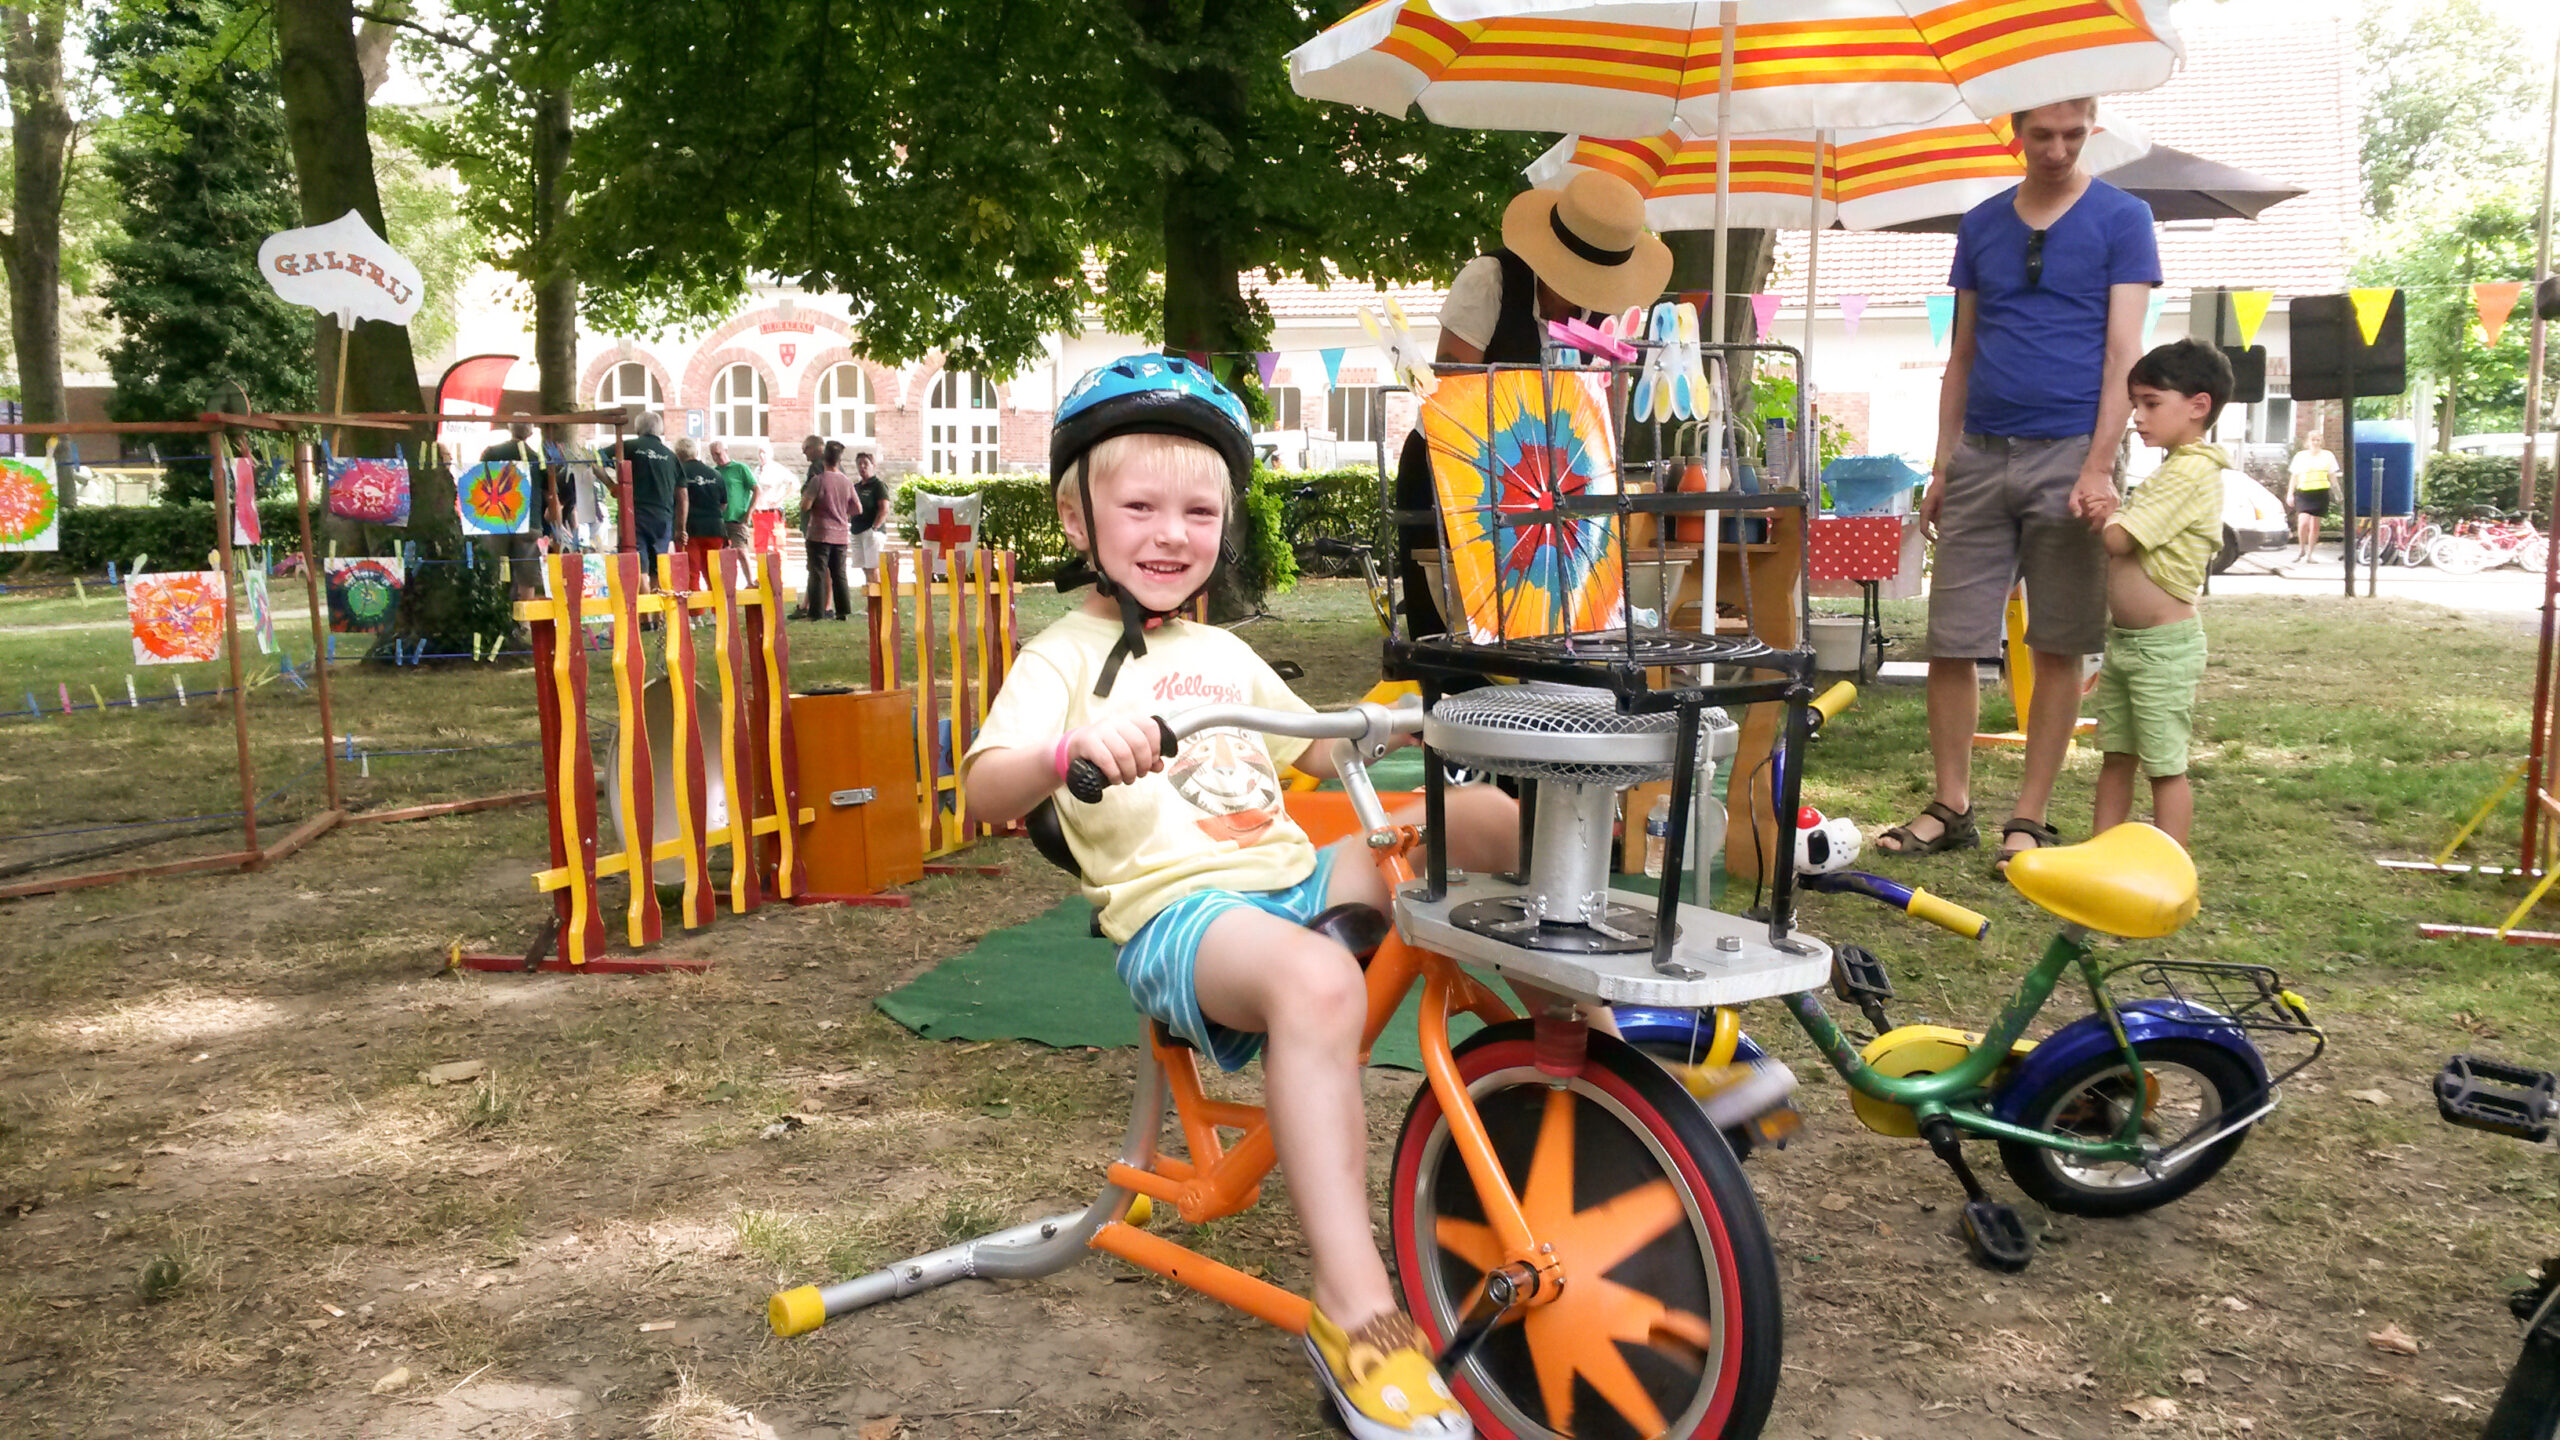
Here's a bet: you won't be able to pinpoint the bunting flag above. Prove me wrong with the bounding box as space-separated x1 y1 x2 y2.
2350 287 2396 347
1254 351 1281 389
1320 347 1346 389
2142 290 2166 343
1838 295 1869 336
2475 281 2525 347
2229 290 2273 349
1748 293 1782 340
1924 294 1954 351
1184 349 1211 370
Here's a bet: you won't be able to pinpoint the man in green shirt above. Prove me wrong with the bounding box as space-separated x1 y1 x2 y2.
709 439 758 550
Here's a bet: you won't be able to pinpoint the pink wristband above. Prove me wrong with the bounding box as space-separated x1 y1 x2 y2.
1053 732 1075 781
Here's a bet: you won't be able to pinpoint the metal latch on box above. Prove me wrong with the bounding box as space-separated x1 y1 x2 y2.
830 788 876 807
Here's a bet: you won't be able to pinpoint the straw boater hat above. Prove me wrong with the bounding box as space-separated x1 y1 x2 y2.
1501 171 1674 315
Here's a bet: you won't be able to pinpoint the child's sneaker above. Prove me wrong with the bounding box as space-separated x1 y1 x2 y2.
1304 1304 1472 1438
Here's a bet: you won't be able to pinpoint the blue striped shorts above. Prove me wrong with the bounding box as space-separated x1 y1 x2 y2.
1115 850 1339 1073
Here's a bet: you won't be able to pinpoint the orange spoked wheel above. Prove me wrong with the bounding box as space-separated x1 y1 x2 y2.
1390 1024 1783 1440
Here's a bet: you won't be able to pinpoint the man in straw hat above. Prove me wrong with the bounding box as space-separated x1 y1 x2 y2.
1395 171 1671 640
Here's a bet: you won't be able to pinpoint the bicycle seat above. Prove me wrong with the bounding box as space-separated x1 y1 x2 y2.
2003 822 2197 939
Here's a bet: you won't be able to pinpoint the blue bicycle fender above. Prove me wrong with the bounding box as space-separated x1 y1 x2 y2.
1615 1006 1769 1065
1990 999 2269 1127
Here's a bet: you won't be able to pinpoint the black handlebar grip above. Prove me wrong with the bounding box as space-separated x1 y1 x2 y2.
1062 718 1177 804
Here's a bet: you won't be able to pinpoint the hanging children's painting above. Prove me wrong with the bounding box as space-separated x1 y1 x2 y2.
456 459 531 535
1420 369 1626 643
245 564 275 655
126 570 228 665
325 555 404 634
0 455 61 552
326 455 411 526
231 456 262 546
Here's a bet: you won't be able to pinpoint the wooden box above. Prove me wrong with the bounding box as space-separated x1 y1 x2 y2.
792 688 926 898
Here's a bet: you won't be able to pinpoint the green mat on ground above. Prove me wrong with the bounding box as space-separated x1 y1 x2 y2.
876 893 1478 1072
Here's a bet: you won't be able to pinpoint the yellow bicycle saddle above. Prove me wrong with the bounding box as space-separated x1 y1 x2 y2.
2004 822 2198 939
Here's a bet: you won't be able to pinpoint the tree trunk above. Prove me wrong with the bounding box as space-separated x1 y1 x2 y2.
273 0 426 454
2 4 72 484
2439 381 2458 454
531 84 577 416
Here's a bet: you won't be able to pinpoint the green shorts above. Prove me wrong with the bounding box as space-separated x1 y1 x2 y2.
2094 618 2206 778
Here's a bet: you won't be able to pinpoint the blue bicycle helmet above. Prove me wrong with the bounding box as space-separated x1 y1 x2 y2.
1049 354 1255 695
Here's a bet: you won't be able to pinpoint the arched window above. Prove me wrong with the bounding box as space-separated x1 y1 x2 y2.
926 370 1000 475
815 363 875 441
711 362 769 438
594 360 663 415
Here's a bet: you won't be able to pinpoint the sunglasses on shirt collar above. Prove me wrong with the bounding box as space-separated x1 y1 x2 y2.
2026 227 2048 288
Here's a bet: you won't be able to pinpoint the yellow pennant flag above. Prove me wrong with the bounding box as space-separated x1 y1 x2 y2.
2350 287 2396 348
2474 281 2525 347
2230 290 2273 348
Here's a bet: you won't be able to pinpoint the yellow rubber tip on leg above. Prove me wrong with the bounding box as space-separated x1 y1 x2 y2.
1124 1195 1152 1226
768 1286 826 1337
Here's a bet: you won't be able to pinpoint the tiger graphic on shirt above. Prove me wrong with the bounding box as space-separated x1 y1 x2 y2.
1165 726 1286 846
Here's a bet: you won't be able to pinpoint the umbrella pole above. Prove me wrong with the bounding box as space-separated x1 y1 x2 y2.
1805 131 1823 491
1707 2 1735 489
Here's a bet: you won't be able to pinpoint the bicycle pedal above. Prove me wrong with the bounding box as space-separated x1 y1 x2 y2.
2436 1055 2559 1142
1959 1199 2033 1272
1831 944 1895 1003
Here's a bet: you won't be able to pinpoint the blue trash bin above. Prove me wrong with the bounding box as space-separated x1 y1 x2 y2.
2347 421 2417 517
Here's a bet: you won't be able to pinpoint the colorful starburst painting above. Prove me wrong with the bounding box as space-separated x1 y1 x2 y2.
1420 369 1626 643
0 455 60 552
456 460 531 535
325 556 404 635
326 456 411 526
126 570 228 665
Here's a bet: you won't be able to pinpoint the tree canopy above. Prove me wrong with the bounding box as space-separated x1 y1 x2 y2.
2353 186 2538 438
2357 0 2547 220
537 1 1538 387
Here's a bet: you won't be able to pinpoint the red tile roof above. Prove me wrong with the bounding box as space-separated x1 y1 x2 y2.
1771 4 2359 305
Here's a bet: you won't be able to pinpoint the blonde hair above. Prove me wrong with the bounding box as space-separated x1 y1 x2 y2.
1063 430 1230 504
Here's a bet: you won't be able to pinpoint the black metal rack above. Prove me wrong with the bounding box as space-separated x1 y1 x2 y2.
1378 341 1823 959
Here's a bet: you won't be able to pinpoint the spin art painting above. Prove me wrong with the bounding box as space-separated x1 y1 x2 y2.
456 460 531 535
1420 370 1626 642
231 456 262 546
126 570 229 665
246 565 275 655
326 455 411 526
325 556 404 634
0 455 60 552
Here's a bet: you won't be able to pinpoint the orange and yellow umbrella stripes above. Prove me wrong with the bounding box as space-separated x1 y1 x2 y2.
1530 103 2148 231
1290 0 2182 139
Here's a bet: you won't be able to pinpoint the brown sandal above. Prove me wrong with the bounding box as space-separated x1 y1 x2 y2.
1875 800 1978 856
1993 816 2062 877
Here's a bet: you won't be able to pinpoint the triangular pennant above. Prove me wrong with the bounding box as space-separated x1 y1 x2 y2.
1254 351 1280 389
2475 281 2525 347
1184 349 1210 370
1320 347 1346 389
1749 293 1782 339
2350 287 2395 347
1838 295 1868 336
2230 290 2273 348
1924 294 1954 351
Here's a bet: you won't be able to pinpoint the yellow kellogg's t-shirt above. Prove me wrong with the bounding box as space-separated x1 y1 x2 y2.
961 610 1317 943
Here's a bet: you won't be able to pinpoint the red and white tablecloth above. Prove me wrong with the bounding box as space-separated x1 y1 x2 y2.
1809 515 1924 599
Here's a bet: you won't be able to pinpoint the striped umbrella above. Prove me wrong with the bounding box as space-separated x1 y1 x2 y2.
1526 105 2151 232
1289 0 2184 140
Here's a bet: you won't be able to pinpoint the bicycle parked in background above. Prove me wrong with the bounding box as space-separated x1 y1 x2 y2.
2433 506 2549 575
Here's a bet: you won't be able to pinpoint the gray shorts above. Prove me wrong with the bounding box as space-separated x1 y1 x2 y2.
1927 433 2110 660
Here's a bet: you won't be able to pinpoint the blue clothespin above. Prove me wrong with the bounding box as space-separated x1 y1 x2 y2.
106 561 118 585
465 541 476 569
25 692 40 719
327 633 337 661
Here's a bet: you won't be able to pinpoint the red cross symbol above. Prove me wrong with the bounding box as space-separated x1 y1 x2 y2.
921 505 971 556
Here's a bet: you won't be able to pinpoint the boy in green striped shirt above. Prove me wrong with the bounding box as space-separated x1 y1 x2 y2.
2094 338 2234 847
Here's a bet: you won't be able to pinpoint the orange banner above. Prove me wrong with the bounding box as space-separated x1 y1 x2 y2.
2474 281 2525 347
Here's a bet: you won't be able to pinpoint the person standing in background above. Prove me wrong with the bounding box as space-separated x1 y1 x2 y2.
847 449 891 594
674 436 728 588
2285 428 2336 566
597 411 682 559
799 440 856 621
480 416 550 599
711 438 758 557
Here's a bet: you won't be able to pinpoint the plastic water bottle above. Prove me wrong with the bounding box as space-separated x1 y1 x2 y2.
1643 795 1672 878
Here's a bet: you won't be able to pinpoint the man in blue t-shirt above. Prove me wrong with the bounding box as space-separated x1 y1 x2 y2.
1876 97 2161 875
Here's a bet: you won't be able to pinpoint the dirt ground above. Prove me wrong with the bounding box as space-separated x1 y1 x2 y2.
5 593 2558 1440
